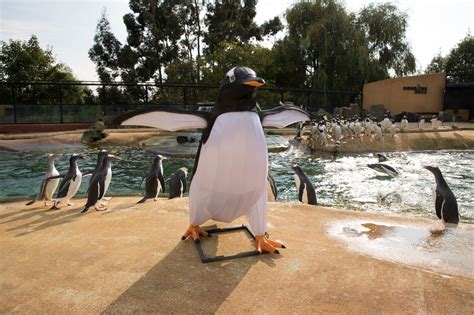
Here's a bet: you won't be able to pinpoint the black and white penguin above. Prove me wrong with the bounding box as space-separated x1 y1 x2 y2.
423 166 459 224
168 167 188 199
377 153 388 162
81 153 120 213
267 172 278 202
292 165 317 205
137 155 166 203
367 163 398 177
26 153 62 206
51 153 85 209
117 66 310 253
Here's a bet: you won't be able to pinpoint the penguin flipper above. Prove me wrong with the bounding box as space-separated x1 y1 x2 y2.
57 179 71 198
116 106 210 131
98 179 106 200
260 105 310 129
158 173 165 193
435 193 443 220
38 179 48 200
298 182 306 203
182 178 187 194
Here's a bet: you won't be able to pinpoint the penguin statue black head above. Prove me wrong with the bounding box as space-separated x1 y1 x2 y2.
214 66 265 116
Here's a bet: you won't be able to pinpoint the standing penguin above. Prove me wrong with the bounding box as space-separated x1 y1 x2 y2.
26 153 62 206
423 166 459 224
137 155 166 203
51 154 85 209
400 115 408 132
267 172 278 202
168 167 188 199
292 165 317 205
117 66 310 254
81 153 120 213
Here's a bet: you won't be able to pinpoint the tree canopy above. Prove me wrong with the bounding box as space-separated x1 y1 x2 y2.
425 34 474 83
0 35 86 104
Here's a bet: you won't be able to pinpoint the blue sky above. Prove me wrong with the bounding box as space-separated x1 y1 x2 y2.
1 0 472 81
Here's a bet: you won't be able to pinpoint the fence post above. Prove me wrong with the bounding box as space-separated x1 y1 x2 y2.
59 84 64 123
11 86 17 124
145 85 149 104
280 91 284 103
183 86 188 108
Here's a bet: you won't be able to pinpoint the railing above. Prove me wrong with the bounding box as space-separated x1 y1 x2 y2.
0 80 361 124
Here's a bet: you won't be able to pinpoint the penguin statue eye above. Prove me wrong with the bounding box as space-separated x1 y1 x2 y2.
229 74 236 83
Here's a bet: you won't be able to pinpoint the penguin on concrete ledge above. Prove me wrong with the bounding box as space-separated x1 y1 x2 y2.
116 66 310 254
423 166 459 224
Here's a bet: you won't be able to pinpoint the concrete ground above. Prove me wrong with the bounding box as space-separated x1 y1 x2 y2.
1 197 473 314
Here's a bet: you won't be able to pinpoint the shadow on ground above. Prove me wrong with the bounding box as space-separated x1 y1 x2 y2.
103 228 277 313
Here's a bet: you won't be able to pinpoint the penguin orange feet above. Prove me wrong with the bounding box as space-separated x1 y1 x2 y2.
181 225 209 244
255 235 286 254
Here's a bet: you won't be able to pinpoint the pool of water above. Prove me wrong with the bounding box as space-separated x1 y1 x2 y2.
0 144 472 223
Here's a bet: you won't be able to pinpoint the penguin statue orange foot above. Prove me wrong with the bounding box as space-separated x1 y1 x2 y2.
117 67 310 255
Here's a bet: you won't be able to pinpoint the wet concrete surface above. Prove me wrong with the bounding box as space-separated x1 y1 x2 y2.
328 219 474 278
1 197 473 313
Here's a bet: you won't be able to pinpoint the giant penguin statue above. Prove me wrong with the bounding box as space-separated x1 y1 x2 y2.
423 166 459 224
117 67 310 254
26 153 62 206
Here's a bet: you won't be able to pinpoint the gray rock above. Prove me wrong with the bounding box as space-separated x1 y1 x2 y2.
315 108 333 121
333 107 343 117
369 104 386 121
438 111 453 122
342 107 352 119
349 103 360 117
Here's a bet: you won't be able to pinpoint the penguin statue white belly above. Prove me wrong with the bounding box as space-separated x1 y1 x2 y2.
189 112 268 234
118 66 310 254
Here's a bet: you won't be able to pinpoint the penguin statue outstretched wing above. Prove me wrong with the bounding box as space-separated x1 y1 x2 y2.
116 66 311 254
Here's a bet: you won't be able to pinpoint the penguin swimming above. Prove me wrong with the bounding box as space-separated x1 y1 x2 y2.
368 163 398 177
26 153 62 206
267 172 278 202
168 167 188 199
137 155 166 203
117 66 310 254
292 165 317 205
81 153 120 213
423 166 459 224
51 154 85 209
377 153 388 162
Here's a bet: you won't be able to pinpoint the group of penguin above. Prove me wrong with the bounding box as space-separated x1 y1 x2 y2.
25 151 189 213
27 150 320 212
302 113 442 150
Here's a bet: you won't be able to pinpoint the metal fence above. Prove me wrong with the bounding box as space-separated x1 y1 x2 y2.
0 81 361 124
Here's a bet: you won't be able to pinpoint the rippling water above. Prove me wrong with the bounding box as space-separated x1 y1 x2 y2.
0 145 472 223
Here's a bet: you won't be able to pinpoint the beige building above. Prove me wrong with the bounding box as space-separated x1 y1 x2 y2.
363 72 446 115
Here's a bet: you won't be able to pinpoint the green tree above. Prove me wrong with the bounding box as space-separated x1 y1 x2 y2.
204 0 282 54
89 10 122 83
0 35 85 104
445 34 474 83
357 2 415 79
276 0 368 92
425 52 448 74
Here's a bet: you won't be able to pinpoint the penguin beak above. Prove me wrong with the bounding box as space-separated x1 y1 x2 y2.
108 154 121 160
243 77 265 87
